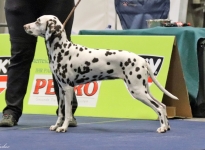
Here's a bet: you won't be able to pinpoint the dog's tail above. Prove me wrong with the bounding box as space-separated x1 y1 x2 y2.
147 63 178 100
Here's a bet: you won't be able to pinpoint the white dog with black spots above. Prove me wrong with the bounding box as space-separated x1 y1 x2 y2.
24 15 178 133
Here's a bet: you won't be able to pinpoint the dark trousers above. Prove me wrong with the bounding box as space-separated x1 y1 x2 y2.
3 0 78 121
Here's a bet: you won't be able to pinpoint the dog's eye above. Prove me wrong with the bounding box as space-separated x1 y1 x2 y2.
35 19 41 26
35 21 41 26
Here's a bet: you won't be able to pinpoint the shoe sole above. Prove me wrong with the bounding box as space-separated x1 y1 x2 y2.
0 122 17 127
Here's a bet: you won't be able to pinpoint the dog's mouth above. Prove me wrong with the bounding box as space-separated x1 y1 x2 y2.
25 30 38 37
26 30 33 34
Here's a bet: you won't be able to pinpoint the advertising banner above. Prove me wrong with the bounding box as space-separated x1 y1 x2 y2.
0 34 175 119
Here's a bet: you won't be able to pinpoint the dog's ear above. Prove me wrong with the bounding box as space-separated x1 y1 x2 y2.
45 19 57 41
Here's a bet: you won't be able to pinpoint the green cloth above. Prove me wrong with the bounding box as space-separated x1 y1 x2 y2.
79 27 205 102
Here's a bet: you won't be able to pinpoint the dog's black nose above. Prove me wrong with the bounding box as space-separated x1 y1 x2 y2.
23 25 27 30
23 25 29 30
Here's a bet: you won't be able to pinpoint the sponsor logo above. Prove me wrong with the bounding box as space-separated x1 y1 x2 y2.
29 75 101 107
140 55 164 85
0 57 10 94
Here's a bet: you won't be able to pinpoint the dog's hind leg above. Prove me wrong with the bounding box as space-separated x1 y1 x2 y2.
128 84 168 133
50 87 65 131
146 86 170 131
56 85 74 132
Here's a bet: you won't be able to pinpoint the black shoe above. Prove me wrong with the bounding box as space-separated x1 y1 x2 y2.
0 114 17 127
69 118 77 127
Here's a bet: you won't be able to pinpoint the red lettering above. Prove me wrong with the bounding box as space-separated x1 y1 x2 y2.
45 79 55 95
84 82 98 96
33 79 47 94
74 84 84 96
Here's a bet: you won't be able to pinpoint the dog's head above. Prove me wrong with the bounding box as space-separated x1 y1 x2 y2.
24 15 63 40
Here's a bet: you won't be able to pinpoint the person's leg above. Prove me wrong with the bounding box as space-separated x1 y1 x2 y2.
40 0 78 118
0 0 38 126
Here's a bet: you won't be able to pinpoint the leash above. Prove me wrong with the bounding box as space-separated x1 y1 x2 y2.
46 0 81 42
62 0 81 29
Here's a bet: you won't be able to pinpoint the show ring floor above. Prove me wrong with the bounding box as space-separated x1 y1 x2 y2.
0 113 205 150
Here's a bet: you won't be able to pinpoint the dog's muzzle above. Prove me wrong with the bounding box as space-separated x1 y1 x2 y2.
23 24 34 35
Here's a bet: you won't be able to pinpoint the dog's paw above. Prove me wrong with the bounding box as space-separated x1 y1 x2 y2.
167 125 171 131
49 125 58 131
56 127 67 133
157 127 167 133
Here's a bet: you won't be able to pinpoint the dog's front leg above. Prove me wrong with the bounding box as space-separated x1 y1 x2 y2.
56 86 73 132
50 87 64 131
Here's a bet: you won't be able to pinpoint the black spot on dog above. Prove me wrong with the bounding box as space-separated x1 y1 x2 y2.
124 58 132 66
107 69 114 74
136 67 140 72
151 101 159 108
57 63 61 70
76 53 79 57
107 62 110 65
129 71 132 75
78 66 90 75
64 51 69 56
120 62 123 67
84 77 90 80
76 78 85 84
85 61 90 66
137 74 142 79
143 79 146 86
68 43 72 48
92 58 99 63
124 62 129 66
54 42 62 50
70 64 73 68
69 56 72 60
93 75 98 78
53 56 56 61
63 43 67 48
128 80 131 84
54 25 61 32
57 53 63 63
106 76 119 80
105 51 113 56
98 75 103 79
74 74 79 80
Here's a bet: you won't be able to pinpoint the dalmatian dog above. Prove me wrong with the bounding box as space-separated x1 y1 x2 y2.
24 15 178 133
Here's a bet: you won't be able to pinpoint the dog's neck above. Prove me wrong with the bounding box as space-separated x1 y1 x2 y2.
45 29 72 62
